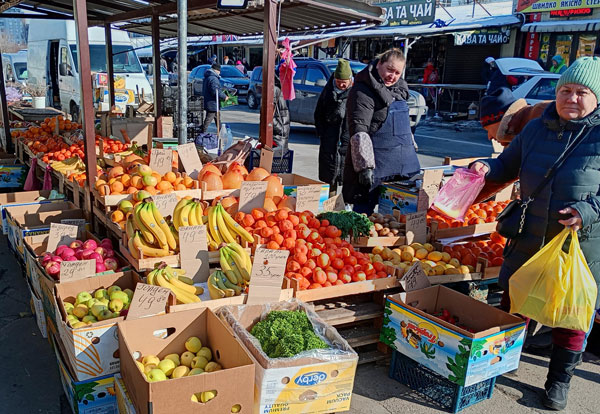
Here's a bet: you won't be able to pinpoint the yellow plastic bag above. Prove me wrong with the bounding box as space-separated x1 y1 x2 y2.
509 228 598 331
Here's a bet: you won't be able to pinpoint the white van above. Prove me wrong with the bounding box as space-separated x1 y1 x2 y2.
2 50 28 86
27 20 152 119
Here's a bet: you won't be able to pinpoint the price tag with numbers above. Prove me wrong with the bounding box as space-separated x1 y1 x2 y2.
405 211 427 244
295 185 322 214
59 259 96 282
322 193 345 212
149 148 173 176
179 225 209 281
177 143 203 179
239 181 268 213
400 262 431 292
246 248 289 304
47 223 79 253
61 219 86 239
152 193 178 217
127 283 171 320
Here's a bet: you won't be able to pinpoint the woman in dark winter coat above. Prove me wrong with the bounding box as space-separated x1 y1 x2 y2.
273 76 290 153
472 57 600 411
343 48 420 214
314 59 352 192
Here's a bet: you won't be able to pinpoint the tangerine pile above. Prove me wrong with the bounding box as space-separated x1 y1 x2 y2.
95 164 198 196
442 231 507 267
428 200 509 228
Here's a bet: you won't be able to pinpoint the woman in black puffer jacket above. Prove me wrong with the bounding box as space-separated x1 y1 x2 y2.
343 49 420 214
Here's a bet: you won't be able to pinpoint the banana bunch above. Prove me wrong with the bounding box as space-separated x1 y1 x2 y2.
219 242 252 284
206 204 255 249
51 156 86 173
147 263 203 304
172 197 205 231
207 270 244 299
126 198 178 258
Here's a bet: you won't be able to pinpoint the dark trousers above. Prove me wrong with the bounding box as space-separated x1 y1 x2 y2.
202 111 217 132
352 187 380 216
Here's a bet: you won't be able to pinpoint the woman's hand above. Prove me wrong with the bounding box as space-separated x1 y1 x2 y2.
470 162 489 175
558 207 583 231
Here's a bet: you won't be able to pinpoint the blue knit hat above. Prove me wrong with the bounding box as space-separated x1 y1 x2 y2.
556 57 600 101
552 55 563 65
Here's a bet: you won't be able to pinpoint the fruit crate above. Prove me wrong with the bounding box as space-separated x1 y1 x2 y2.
389 351 496 413
246 149 293 174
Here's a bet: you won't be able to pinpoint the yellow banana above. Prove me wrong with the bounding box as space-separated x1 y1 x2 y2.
146 268 158 285
170 224 179 246
213 271 234 297
220 248 241 284
228 248 251 281
177 202 193 229
128 233 140 259
172 198 192 229
207 207 223 244
125 215 135 239
194 201 204 226
163 266 198 295
156 270 199 304
215 207 236 244
227 242 252 274
132 231 171 257
207 274 226 299
219 204 254 243
139 203 168 249
220 272 242 295
208 239 219 250
133 203 155 245
150 202 177 250
188 203 200 226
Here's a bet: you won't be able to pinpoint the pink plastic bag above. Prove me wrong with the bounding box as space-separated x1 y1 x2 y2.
24 158 40 191
431 168 485 221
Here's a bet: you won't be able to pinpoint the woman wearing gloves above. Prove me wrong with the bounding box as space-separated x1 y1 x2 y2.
343 49 420 214
471 57 600 411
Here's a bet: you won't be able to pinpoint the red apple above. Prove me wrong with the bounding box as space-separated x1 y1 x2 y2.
60 247 75 260
82 239 98 251
51 255 63 263
89 252 103 264
100 238 113 248
65 256 77 262
81 249 94 259
95 262 107 273
55 245 68 256
69 240 83 249
74 250 85 260
352 271 367 282
45 261 60 278
104 249 115 258
103 258 118 271
41 253 53 266
94 246 106 258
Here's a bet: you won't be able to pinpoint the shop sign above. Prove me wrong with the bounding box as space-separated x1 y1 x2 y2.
454 28 511 46
517 0 600 13
549 7 593 16
376 0 436 26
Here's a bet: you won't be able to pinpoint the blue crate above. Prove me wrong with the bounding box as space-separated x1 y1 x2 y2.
247 149 294 174
389 351 496 413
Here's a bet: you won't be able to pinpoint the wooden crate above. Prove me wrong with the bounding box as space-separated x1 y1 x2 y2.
199 181 238 201
431 220 498 240
352 235 407 248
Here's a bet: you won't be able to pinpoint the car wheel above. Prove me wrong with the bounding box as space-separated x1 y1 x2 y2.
70 103 80 122
247 92 258 109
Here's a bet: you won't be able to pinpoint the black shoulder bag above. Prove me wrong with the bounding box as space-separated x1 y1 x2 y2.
496 126 591 239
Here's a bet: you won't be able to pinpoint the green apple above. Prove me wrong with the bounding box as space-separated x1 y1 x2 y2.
123 302 130 310
72 321 87 329
192 356 208 370
171 365 189 379
82 315 97 324
66 314 79 323
76 291 92 305
147 369 167 382
200 390 216 403
72 304 88 319
188 368 204 376
185 336 202 353
86 298 98 309
180 351 195 367
107 285 121 296
91 303 107 318
123 288 134 301
135 360 145 373
63 302 74 314
110 290 130 305
164 353 180 366
197 347 212 362
157 359 176 376
119 200 134 214
97 309 113 321
142 355 160 366
99 298 109 306
112 312 120 318
94 288 109 301
144 364 157 374
108 299 124 313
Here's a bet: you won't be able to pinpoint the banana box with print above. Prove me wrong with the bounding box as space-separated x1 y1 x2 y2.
381 285 526 386
114 374 137 414
55 271 146 381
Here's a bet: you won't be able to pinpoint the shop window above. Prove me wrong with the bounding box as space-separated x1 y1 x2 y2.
304 68 326 86
526 78 557 101
555 35 572 65
577 35 597 58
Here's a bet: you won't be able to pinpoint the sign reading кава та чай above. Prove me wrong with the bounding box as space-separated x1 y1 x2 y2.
517 0 600 13
376 0 436 26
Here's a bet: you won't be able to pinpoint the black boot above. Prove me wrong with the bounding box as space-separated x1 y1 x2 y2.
541 346 582 411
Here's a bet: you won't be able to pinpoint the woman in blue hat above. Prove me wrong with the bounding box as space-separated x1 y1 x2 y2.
550 55 568 74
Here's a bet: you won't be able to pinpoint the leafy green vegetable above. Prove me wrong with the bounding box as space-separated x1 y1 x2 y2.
250 310 329 358
317 210 373 238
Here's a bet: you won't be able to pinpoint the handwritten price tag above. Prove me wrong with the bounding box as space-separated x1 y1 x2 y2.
177 143 203 179
152 193 178 217
239 181 268 213
179 225 209 282
246 248 289 305
259 147 274 173
322 193 345 212
149 148 173 176
59 259 96 282
47 223 79 253
419 169 444 210
61 219 86 239
127 283 171 320
400 262 431 292
405 211 427 245
295 185 322 214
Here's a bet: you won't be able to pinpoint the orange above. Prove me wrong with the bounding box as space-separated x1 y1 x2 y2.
120 174 131 187
110 181 124 193
95 179 107 190
97 186 108 196
111 210 125 222
157 181 173 192
126 186 138 194
144 186 157 195
130 175 144 190
108 166 124 179
175 183 187 191
164 171 177 183
173 177 183 186
183 176 194 188
151 172 162 182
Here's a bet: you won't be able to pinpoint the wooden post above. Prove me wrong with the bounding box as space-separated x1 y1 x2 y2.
104 23 116 110
0 47 12 153
152 12 164 137
74 0 98 203
259 0 277 147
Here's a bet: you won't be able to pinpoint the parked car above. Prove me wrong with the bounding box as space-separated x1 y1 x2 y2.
495 57 560 104
2 49 28 86
253 58 427 130
143 63 169 86
189 64 249 100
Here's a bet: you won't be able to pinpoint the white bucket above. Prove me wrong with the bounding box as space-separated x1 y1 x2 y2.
32 96 46 109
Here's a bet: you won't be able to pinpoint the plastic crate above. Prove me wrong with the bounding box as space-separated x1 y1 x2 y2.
389 351 496 413
247 148 293 174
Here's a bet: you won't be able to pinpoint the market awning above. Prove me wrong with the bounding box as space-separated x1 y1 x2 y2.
521 19 600 33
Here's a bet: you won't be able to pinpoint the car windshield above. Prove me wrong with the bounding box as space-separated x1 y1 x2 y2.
526 78 558 101
160 66 168 75
220 66 245 78
13 62 27 79
326 61 366 75
70 44 143 74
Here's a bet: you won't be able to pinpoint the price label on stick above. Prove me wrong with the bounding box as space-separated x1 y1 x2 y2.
239 181 268 213
405 211 427 245
259 147 274 173
47 223 79 253
296 185 322 214
179 225 209 281
152 193 178 217
177 143 203 179
322 193 345 212
246 248 289 305
400 262 431 292
127 283 171 320
149 148 173 176
61 219 86 239
59 259 96 282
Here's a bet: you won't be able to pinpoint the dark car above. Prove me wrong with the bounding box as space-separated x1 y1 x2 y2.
247 66 263 109
189 64 250 100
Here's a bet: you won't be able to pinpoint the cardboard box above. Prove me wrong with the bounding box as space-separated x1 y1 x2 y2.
0 162 27 188
219 300 358 414
5 201 81 257
279 174 330 211
0 189 64 234
381 285 526 387
27 278 48 338
114 374 137 414
55 271 143 381
118 307 255 414
39 271 58 338
51 333 118 414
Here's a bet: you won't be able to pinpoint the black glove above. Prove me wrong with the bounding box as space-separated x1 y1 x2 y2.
358 168 374 188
